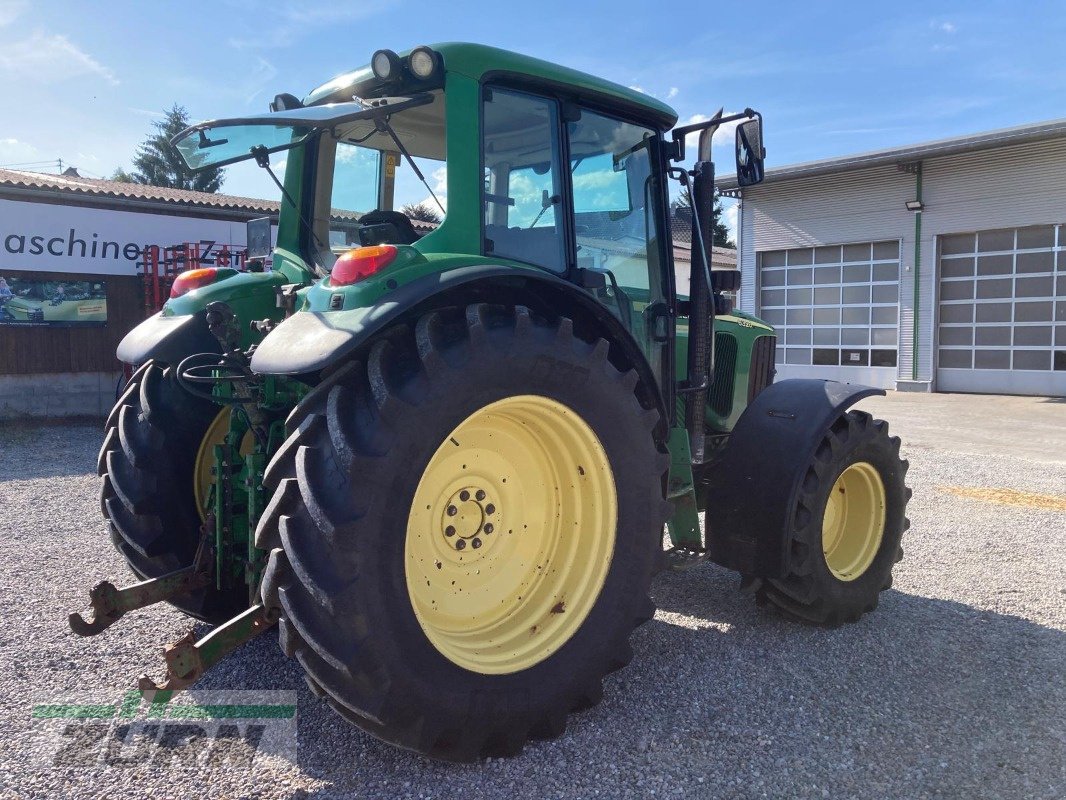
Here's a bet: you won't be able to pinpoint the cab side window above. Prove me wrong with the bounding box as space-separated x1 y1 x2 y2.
482 88 567 272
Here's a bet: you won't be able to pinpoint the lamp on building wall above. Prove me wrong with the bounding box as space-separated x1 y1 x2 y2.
905 200 924 212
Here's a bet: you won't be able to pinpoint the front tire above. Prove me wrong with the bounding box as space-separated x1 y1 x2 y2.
256 304 671 760
754 410 911 625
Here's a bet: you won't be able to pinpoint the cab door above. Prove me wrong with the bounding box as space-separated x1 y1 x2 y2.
565 110 675 405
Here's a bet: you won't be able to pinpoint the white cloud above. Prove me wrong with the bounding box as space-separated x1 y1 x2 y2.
681 111 744 160
0 32 118 85
0 137 39 164
431 166 447 194
936 21 956 34
243 56 278 104
230 1 398 49
628 85 646 94
0 0 26 27
723 202 738 242
666 87 679 100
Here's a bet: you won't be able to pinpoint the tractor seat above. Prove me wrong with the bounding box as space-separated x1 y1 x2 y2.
359 210 422 245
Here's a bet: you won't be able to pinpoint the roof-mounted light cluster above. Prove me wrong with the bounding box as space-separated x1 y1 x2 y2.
371 46 441 82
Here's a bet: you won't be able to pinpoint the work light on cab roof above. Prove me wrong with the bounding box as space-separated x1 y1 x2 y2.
371 46 440 82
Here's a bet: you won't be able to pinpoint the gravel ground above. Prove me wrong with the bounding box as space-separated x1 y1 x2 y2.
0 394 1063 799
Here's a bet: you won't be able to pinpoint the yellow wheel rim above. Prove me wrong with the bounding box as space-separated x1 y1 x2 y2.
405 395 617 675
194 409 254 522
821 461 886 581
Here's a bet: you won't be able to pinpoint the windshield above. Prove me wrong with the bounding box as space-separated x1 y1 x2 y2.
171 95 433 172
312 89 446 266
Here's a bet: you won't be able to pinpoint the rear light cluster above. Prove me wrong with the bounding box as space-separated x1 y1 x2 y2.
330 245 398 287
170 267 236 298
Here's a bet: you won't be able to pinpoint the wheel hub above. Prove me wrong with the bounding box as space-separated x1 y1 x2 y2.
441 487 497 550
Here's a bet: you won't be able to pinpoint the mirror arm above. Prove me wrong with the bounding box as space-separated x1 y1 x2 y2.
670 108 755 162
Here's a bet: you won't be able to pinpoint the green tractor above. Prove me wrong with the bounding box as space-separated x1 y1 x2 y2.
72 43 910 761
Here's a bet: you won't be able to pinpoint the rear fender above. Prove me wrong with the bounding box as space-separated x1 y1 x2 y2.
116 311 219 366
250 264 669 439
117 272 285 365
704 379 884 577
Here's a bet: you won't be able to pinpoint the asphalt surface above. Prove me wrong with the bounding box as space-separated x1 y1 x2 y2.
0 392 1063 799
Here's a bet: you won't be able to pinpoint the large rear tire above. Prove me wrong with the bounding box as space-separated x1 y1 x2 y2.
256 304 671 761
753 410 910 625
98 360 247 623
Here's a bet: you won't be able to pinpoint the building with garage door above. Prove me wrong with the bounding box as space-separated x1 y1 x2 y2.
720 118 1066 397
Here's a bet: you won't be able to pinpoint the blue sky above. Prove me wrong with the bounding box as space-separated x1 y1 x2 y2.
1 0 1064 238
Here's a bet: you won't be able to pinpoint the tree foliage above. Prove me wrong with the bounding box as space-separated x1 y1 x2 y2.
671 185 733 248
114 105 224 192
400 201 442 224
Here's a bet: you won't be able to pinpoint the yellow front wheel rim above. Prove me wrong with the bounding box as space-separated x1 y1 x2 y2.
822 461 887 581
405 395 617 675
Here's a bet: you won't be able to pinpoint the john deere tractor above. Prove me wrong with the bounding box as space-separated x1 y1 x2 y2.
71 43 910 761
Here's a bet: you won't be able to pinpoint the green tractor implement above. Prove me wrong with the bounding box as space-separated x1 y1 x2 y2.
70 43 911 761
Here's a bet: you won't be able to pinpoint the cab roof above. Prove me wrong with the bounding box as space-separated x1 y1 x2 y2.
304 42 679 131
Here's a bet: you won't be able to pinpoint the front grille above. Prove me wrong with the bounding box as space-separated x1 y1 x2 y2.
709 332 738 418
747 335 777 402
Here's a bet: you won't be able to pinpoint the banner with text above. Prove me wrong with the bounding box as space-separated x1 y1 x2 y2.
0 198 277 276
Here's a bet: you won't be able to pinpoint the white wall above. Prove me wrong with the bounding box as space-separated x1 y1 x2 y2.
737 136 1066 392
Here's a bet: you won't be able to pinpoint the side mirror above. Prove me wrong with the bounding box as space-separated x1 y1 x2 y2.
246 217 273 261
735 116 765 187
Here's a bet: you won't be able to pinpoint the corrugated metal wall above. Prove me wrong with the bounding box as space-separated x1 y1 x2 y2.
737 135 1066 390
737 164 919 382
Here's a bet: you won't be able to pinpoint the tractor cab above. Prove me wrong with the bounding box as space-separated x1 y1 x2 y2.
172 44 767 440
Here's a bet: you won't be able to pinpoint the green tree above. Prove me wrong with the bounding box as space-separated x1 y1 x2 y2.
671 185 733 248
115 105 224 192
400 201 442 224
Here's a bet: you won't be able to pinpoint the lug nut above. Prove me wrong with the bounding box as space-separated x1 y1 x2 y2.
455 539 466 551
446 505 457 516
445 525 456 537
471 538 482 549
484 523 494 534
475 489 486 501
459 490 470 502
485 504 495 515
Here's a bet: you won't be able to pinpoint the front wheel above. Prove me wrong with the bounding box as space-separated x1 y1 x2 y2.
255 304 672 760
754 410 911 625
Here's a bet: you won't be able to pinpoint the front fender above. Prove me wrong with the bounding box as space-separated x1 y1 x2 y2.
704 379 885 577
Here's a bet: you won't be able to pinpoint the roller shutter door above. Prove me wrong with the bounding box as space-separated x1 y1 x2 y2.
758 240 900 373
937 225 1066 396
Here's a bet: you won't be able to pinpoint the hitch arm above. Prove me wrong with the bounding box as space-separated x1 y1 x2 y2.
68 566 210 636
138 604 278 692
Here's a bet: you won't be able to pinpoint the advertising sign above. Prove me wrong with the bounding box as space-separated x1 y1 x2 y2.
0 276 107 326
0 199 277 277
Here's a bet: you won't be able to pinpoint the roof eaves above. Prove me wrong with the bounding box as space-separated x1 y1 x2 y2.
718 117 1066 190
